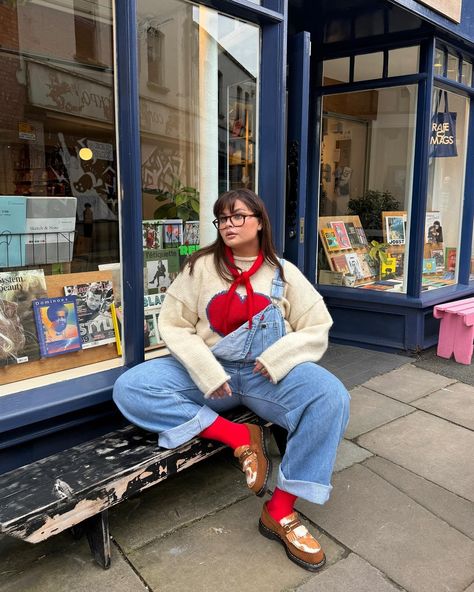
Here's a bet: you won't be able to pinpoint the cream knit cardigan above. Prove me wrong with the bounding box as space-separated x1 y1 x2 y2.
158 253 333 398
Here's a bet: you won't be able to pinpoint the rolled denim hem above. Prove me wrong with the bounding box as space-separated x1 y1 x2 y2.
277 466 333 505
158 406 219 449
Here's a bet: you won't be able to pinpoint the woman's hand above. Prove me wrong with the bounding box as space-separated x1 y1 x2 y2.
209 382 232 399
253 360 271 381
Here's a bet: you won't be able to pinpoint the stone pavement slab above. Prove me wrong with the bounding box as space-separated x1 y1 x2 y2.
333 439 373 472
464 583 474 592
357 411 474 502
363 456 474 540
110 453 250 552
127 495 345 592
345 386 414 439
414 346 474 387
293 553 404 592
412 382 474 430
363 365 455 402
0 538 146 592
297 464 474 592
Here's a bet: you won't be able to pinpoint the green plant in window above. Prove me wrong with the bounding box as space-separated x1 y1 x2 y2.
151 178 200 222
347 190 400 241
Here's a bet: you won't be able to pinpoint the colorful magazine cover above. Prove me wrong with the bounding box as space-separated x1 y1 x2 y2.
320 228 340 251
330 221 352 249
144 248 180 294
355 226 369 247
425 211 443 244
0 269 47 367
63 281 115 349
183 221 200 246
33 295 82 357
158 219 183 249
385 215 406 246
344 222 362 248
422 258 437 274
142 220 163 250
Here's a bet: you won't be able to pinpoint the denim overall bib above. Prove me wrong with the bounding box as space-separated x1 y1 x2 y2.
210 261 286 363
113 258 350 505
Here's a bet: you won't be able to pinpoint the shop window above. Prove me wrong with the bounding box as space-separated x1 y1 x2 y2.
388 46 420 77
462 61 472 86
147 27 165 87
354 52 383 82
434 47 446 77
447 52 459 82
425 90 469 290
0 1 119 394
318 85 418 293
323 58 350 86
137 1 260 356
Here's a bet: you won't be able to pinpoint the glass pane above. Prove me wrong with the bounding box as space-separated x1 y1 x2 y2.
0 1 120 390
137 1 260 355
388 46 420 77
426 90 469 290
434 47 446 77
323 58 350 86
447 53 459 82
354 52 383 82
319 86 418 293
462 61 472 86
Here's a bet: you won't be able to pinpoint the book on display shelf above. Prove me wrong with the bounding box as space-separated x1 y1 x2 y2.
330 221 352 249
32 295 82 357
63 281 115 349
344 222 363 248
385 214 406 246
0 269 47 367
331 254 350 273
345 253 364 279
320 228 340 252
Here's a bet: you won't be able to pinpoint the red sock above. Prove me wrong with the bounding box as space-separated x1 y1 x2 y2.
200 417 250 450
267 487 298 522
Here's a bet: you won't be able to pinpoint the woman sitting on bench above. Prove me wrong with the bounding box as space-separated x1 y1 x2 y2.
113 188 350 571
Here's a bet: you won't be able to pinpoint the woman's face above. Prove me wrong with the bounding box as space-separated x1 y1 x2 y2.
219 199 262 256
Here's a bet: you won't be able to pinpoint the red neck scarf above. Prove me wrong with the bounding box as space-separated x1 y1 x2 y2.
224 246 265 333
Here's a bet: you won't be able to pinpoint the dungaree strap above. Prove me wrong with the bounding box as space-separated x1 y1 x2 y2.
271 258 285 301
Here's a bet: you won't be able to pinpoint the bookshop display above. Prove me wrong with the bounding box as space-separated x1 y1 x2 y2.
318 211 456 292
0 188 201 386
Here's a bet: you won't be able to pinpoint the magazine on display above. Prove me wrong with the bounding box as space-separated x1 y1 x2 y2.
144 248 180 294
183 221 200 246
0 269 47 367
385 215 406 246
63 281 115 349
32 295 82 357
320 228 340 252
344 222 362 248
159 219 183 249
330 221 352 249
142 220 163 250
331 254 350 273
345 253 364 279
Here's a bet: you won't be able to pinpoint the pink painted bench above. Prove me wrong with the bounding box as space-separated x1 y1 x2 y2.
434 297 474 365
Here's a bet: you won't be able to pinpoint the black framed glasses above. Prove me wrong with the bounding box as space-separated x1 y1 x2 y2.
212 214 259 229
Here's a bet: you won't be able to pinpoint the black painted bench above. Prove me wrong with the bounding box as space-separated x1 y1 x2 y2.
0 408 285 569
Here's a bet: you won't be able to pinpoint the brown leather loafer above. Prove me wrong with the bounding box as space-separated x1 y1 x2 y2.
234 423 271 497
259 502 326 571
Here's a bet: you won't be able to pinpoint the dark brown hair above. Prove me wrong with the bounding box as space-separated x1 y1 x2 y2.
186 188 285 283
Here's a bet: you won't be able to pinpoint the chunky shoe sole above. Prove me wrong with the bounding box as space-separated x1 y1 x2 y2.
255 426 272 497
258 519 326 571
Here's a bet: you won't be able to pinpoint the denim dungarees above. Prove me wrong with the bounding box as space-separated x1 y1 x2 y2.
210 262 286 365
113 260 350 505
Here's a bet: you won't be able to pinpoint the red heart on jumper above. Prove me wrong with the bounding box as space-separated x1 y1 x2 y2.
207 291 271 336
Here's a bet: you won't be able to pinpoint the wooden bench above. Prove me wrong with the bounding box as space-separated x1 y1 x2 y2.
434 297 474 365
0 408 284 569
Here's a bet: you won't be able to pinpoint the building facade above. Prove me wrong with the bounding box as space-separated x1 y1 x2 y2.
0 0 473 472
